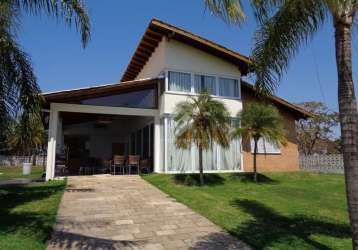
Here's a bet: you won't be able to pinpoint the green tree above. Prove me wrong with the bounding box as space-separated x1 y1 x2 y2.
233 102 287 182
0 0 91 132
7 112 46 164
205 1 358 246
174 92 231 186
296 102 339 155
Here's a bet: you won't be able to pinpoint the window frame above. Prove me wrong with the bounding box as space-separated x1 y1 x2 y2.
164 69 241 100
250 138 281 155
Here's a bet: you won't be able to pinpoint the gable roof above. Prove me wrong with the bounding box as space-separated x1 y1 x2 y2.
241 81 313 119
121 19 252 82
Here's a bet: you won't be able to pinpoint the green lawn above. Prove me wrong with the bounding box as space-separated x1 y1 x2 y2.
143 172 351 249
0 166 65 250
0 166 44 180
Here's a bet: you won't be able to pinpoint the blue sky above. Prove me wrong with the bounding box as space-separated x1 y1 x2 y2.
18 0 357 111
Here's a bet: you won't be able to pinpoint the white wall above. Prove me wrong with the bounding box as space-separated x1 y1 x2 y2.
161 92 242 117
136 38 166 80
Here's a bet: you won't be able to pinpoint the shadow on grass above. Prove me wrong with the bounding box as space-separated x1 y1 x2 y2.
0 182 65 244
229 172 278 184
230 199 351 249
173 174 225 186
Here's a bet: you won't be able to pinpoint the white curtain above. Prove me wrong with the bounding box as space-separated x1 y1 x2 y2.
168 71 191 92
251 138 281 154
219 78 239 98
166 117 242 172
194 75 216 94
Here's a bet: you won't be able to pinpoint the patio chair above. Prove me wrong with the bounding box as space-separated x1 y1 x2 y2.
111 155 126 175
139 159 151 174
127 155 140 175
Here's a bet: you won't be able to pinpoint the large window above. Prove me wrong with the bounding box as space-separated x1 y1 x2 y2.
166 117 241 172
251 138 281 154
168 71 191 92
194 75 216 94
219 77 240 98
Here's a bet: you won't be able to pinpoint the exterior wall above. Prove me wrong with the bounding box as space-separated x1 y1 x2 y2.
136 38 166 80
241 91 300 172
161 92 242 117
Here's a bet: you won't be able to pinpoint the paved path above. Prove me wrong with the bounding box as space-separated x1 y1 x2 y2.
48 175 249 250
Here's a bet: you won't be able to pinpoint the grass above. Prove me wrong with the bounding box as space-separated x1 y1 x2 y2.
0 166 65 250
0 166 45 180
143 172 351 250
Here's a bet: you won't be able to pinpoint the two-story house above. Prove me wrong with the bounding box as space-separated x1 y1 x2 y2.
42 19 311 180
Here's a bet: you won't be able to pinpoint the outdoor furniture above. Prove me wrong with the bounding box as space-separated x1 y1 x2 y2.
127 155 140 175
139 159 151 174
111 155 126 175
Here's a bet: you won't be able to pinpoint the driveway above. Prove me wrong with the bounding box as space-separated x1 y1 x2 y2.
48 175 249 250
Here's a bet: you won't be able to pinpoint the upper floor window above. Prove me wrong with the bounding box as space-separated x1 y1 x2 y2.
194 75 216 95
168 71 191 92
251 138 281 154
219 77 240 98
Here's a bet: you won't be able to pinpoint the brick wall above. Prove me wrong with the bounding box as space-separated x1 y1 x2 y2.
241 90 300 172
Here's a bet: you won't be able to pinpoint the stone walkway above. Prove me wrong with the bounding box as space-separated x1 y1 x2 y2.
48 175 249 250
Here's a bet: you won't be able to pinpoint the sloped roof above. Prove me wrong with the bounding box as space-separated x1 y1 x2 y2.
121 19 252 82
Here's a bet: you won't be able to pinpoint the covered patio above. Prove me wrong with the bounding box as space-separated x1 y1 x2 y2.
42 78 162 180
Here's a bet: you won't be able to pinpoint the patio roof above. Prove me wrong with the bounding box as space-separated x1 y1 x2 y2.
121 19 252 82
42 78 160 106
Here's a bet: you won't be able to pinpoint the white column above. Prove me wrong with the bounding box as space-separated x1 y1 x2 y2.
153 115 161 173
46 110 59 181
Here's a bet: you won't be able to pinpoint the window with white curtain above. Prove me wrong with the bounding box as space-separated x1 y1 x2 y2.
219 77 240 98
194 75 216 94
251 138 281 154
165 117 242 172
168 71 191 92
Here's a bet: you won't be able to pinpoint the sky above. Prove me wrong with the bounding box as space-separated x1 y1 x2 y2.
18 0 358 112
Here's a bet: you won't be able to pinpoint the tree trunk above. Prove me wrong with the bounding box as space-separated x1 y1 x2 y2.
335 21 358 249
253 138 258 183
198 146 204 186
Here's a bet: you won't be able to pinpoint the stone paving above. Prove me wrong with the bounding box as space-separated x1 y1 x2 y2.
48 175 249 250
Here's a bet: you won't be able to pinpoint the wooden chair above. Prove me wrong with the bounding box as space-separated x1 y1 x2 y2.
111 155 126 175
127 155 140 175
139 159 151 174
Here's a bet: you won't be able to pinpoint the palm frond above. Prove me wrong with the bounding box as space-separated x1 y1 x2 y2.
204 0 245 24
10 0 91 47
252 0 327 94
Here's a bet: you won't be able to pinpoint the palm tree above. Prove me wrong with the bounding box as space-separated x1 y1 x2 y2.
233 102 287 182
0 0 91 131
205 0 358 247
174 92 231 185
7 112 46 164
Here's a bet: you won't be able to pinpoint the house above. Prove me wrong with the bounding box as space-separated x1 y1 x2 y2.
42 19 311 180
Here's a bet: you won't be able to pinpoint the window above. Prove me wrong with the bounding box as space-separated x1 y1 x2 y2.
143 126 149 158
136 130 142 155
251 138 281 154
168 71 191 92
219 77 240 98
194 75 216 94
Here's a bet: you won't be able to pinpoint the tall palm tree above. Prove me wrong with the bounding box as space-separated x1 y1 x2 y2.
233 102 287 182
205 1 358 247
174 92 231 185
0 0 91 130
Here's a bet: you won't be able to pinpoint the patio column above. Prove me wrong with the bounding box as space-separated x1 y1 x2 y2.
153 115 161 173
46 109 59 181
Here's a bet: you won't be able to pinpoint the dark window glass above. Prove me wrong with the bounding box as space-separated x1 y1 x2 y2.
130 133 135 154
136 130 142 155
150 123 154 158
143 126 149 158
80 88 156 109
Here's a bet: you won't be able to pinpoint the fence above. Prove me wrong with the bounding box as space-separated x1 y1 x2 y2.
299 154 344 174
0 155 47 166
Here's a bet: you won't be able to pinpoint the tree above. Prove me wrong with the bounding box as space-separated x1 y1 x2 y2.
174 92 231 186
7 112 46 164
205 1 358 247
0 0 91 135
233 102 287 182
296 102 339 155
